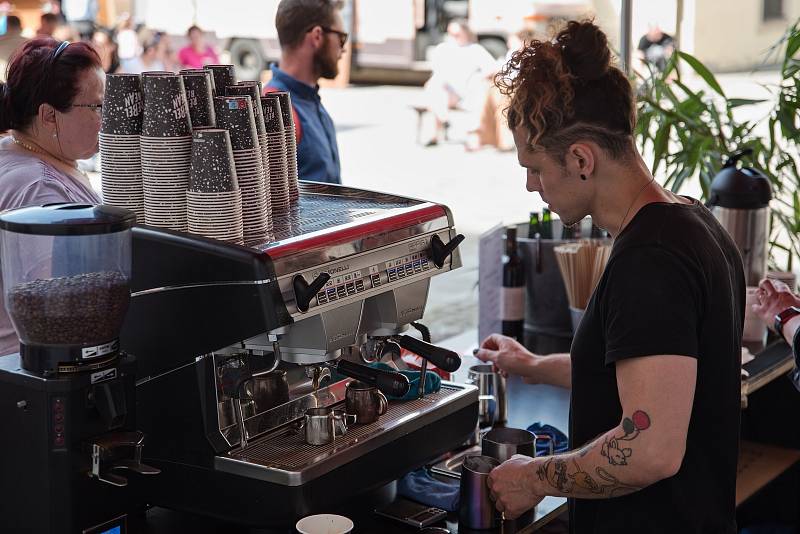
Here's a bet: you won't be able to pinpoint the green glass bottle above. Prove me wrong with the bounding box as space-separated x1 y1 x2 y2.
528 212 541 239
541 208 553 239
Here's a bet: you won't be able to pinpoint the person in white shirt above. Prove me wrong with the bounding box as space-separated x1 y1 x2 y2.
422 19 496 148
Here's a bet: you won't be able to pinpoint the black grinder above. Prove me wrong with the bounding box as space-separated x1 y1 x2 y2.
0 204 158 534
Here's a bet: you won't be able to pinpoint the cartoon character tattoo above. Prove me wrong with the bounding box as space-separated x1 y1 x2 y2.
601 410 651 466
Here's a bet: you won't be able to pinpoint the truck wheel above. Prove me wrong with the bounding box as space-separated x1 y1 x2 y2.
479 36 508 60
229 39 265 80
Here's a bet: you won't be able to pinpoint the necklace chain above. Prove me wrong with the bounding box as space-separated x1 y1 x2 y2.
12 135 80 171
618 176 656 234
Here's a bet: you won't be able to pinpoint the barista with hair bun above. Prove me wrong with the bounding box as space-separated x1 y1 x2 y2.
476 21 744 532
0 38 104 356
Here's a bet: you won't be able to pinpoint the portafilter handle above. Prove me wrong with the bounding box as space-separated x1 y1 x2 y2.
394 335 461 373
334 359 410 398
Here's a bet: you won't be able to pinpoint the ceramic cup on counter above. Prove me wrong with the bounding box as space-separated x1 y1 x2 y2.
296 513 354 534
345 380 388 425
304 407 356 446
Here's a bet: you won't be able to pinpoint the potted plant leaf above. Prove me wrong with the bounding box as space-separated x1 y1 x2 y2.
634 18 800 277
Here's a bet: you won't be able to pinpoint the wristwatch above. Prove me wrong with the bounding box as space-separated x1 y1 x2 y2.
774 306 800 339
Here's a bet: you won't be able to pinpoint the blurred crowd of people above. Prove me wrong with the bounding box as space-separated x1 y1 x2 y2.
0 5 222 81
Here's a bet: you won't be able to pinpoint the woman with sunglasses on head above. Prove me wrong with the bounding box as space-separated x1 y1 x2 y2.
476 21 745 532
0 38 103 356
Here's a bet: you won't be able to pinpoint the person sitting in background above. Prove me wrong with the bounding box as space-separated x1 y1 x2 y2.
422 19 496 149
265 0 344 184
0 39 103 355
637 24 675 73
475 29 536 151
752 278 800 389
178 25 219 68
37 13 59 38
0 16 28 80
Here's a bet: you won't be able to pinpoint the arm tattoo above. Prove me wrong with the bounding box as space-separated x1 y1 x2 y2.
601 410 651 466
535 410 650 497
536 458 641 496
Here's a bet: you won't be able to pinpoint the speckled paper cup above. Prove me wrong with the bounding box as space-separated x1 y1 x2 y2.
214 96 258 151
101 74 143 135
189 129 238 193
228 82 266 136
205 64 235 97
259 95 284 134
180 72 216 128
141 73 192 137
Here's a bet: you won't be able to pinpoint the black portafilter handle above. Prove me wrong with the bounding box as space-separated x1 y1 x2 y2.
335 359 410 398
395 335 461 373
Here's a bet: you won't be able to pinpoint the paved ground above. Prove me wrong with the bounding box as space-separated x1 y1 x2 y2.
90 70 781 343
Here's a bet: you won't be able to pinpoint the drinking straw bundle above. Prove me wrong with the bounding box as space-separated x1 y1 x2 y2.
554 240 611 309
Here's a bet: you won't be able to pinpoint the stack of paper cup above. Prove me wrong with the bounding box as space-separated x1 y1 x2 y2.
140 72 192 231
215 95 271 243
187 129 243 244
100 73 144 221
273 91 300 204
228 82 272 221
260 95 290 217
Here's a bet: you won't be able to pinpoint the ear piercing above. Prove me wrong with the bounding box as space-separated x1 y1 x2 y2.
580 174 587 180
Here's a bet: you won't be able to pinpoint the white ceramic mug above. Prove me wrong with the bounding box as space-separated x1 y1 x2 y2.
295 513 354 534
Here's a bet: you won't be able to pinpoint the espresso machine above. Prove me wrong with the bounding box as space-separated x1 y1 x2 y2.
0 204 159 534
120 183 478 527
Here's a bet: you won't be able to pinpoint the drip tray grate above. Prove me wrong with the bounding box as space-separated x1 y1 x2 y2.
215 383 476 486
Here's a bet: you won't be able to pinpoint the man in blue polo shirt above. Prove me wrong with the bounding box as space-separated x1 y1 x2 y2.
266 0 344 184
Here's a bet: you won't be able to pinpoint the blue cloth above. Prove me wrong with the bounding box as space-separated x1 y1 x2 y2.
266 65 341 184
370 362 442 400
397 469 460 512
526 422 569 456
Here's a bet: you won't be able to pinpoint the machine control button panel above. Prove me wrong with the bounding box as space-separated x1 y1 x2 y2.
52 397 66 449
305 246 438 309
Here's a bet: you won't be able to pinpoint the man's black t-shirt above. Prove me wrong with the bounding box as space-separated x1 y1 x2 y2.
569 199 744 533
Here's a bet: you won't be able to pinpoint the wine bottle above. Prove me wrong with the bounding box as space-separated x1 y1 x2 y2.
541 208 553 239
528 212 541 239
501 227 525 342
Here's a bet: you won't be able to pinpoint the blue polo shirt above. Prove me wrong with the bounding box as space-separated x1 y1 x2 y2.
266 65 341 184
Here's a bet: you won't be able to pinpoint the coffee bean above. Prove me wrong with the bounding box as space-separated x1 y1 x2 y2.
8 271 130 345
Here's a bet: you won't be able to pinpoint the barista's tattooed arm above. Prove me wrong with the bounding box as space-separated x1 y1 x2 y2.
532 410 652 499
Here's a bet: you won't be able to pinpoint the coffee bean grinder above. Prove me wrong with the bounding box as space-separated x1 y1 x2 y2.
0 204 158 534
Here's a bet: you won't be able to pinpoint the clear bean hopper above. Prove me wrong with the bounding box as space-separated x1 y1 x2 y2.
0 204 136 375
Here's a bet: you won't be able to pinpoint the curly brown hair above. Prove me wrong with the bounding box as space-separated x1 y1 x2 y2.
496 20 635 163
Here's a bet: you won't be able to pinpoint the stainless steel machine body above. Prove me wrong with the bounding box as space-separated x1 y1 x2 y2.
120 183 477 526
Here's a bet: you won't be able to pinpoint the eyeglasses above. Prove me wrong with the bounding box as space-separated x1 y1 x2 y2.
308 25 348 47
69 103 103 116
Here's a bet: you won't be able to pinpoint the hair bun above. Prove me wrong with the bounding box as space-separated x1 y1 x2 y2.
556 20 610 81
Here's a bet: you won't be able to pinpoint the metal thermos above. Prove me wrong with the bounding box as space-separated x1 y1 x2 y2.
707 149 772 286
